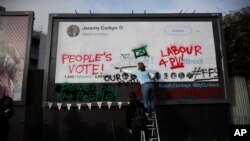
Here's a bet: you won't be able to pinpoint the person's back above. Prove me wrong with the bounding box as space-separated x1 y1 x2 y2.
126 92 149 141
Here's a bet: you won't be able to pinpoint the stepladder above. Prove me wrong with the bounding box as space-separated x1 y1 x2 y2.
141 112 160 141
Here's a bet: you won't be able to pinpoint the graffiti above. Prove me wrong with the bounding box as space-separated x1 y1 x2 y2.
132 44 149 58
61 52 112 75
159 45 202 69
169 54 184 69
62 52 112 63
190 67 218 81
60 83 95 91
118 79 139 86
59 93 74 100
118 73 139 86
57 83 115 101
160 45 202 56
103 74 122 81
68 64 104 75
103 73 139 84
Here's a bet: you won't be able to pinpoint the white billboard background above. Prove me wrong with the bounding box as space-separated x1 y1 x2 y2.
55 21 217 83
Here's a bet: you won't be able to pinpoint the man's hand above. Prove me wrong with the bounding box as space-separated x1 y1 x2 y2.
4 108 11 113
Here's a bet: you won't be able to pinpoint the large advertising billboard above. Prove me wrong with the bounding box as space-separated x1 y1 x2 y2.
44 14 229 104
0 12 33 104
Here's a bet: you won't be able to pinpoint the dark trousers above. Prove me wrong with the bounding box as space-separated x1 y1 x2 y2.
131 125 149 141
0 120 10 141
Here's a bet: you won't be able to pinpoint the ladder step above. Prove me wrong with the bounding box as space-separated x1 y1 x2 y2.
146 124 155 127
149 137 158 141
147 116 155 120
147 119 155 127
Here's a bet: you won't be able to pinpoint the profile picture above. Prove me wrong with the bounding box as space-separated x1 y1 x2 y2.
171 72 177 79
122 73 129 80
178 72 185 79
163 73 168 79
155 72 161 80
67 25 80 37
186 72 193 79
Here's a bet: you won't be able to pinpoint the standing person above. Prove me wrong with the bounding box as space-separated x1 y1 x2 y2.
0 96 14 141
126 92 149 141
120 62 155 117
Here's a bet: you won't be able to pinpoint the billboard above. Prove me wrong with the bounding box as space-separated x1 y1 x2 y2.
44 14 229 104
0 12 34 104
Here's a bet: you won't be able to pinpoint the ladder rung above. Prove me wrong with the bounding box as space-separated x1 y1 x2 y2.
149 137 158 141
147 123 155 127
147 120 155 127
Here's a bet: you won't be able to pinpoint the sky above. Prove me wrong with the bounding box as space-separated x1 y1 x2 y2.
0 0 249 34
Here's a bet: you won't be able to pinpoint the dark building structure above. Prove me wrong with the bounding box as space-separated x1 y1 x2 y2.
0 6 6 12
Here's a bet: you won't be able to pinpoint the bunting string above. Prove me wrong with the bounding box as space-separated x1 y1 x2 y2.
44 101 129 110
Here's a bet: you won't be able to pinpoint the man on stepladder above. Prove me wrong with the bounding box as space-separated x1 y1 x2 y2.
126 92 149 141
120 62 156 118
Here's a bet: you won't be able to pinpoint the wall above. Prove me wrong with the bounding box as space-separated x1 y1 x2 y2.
157 104 230 141
41 104 230 141
42 108 128 141
7 69 231 141
8 107 26 141
7 70 43 141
